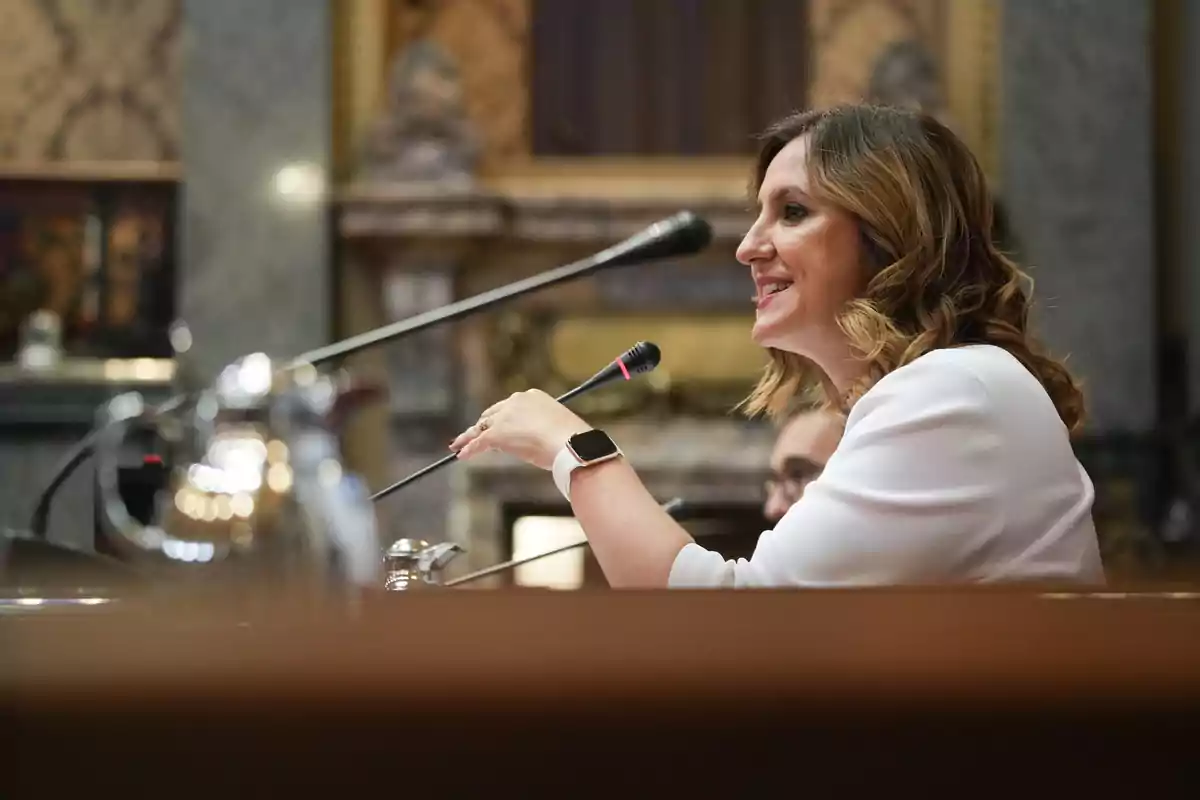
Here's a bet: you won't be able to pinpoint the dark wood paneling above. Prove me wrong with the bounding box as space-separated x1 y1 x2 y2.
530 0 809 155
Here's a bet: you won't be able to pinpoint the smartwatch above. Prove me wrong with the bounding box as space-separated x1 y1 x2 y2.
552 429 622 501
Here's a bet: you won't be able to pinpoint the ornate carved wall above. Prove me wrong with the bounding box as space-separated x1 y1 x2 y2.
336 0 998 177
807 0 999 179
809 0 945 107
0 0 180 164
332 0 1001 417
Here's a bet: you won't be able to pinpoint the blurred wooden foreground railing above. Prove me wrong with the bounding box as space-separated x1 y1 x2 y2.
3 587 1199 793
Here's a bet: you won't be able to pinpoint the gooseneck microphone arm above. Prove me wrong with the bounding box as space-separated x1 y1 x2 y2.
370 341 661 502
443 498 689 587
286 211 711 369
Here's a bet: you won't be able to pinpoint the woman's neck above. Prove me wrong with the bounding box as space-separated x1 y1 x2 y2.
815 346 870 401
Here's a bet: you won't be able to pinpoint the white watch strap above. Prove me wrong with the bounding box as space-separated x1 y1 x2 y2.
552 445 582 500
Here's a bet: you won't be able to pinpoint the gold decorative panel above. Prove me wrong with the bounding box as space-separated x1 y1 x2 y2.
549 316 766 386
530 315 768 418
483 312 767 417
0 0 180 163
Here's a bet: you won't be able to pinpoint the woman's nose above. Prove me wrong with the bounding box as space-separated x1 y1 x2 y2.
763 493 790 524
736 225 772 267
763 480 797 523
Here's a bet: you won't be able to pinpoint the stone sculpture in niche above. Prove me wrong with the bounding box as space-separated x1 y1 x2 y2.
358 1 481 188
866 39 947 120
865 39 1013 248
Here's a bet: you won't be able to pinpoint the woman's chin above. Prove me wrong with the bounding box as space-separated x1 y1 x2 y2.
751 314 790 349
752 315 814 356
749 324 769 346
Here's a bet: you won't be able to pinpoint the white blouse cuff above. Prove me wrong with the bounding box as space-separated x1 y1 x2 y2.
667 542 733 588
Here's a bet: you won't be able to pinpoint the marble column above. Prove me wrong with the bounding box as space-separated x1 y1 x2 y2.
179 0 332 381
1001 0 1161 569
1000 0 1156 435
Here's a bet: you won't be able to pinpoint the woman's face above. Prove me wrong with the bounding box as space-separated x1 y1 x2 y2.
737 135 866 369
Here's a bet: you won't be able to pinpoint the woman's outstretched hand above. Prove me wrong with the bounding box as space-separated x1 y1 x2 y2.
450 389 592 470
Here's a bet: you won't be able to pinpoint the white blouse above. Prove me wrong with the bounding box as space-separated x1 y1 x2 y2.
668 345 1106 588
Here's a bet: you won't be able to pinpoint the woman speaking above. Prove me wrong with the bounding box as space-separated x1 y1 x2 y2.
450 104 1105 589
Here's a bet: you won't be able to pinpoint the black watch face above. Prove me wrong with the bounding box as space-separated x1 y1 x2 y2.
570 429 618 461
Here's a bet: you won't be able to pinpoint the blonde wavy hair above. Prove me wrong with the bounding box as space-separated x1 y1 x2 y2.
740 104 1086 434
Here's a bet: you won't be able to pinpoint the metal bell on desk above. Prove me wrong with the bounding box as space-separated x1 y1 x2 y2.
383 539 465 590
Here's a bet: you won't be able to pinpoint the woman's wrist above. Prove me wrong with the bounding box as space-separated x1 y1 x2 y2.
551 429 623 499
565 449 624 491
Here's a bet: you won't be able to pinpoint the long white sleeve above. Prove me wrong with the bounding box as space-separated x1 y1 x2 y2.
668 346 1104 588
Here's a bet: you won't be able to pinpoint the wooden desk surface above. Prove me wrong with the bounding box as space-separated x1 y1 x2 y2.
4 587 1199 793
5 587 1200 702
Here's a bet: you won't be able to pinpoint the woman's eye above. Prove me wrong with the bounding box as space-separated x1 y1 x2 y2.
782 202 809 222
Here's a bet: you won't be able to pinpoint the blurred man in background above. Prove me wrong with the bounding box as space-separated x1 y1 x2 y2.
763 409 843 523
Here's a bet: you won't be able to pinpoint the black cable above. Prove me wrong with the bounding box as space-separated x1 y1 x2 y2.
28 427 105 540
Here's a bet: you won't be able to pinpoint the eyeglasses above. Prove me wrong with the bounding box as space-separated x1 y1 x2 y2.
764 456 824 505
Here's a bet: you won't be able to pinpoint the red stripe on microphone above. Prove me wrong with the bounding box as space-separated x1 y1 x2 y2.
616 358 631 380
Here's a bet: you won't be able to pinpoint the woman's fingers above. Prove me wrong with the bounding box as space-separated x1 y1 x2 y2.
451 395 517 451
455 429 494 460
449 422 483 452
478 392 521 420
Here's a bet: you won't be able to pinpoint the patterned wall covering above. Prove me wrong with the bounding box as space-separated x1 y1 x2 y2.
0 0 180 163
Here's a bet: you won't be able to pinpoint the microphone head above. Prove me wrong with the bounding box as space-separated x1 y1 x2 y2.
564 341 664 401
606 211 714 266
620 341 661 376
659 210 714 254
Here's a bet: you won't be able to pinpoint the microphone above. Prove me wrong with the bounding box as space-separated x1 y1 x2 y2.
370 341 662 502
590 211 715 268
286 212 711 369
556 340 661 403
442 498 693 587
